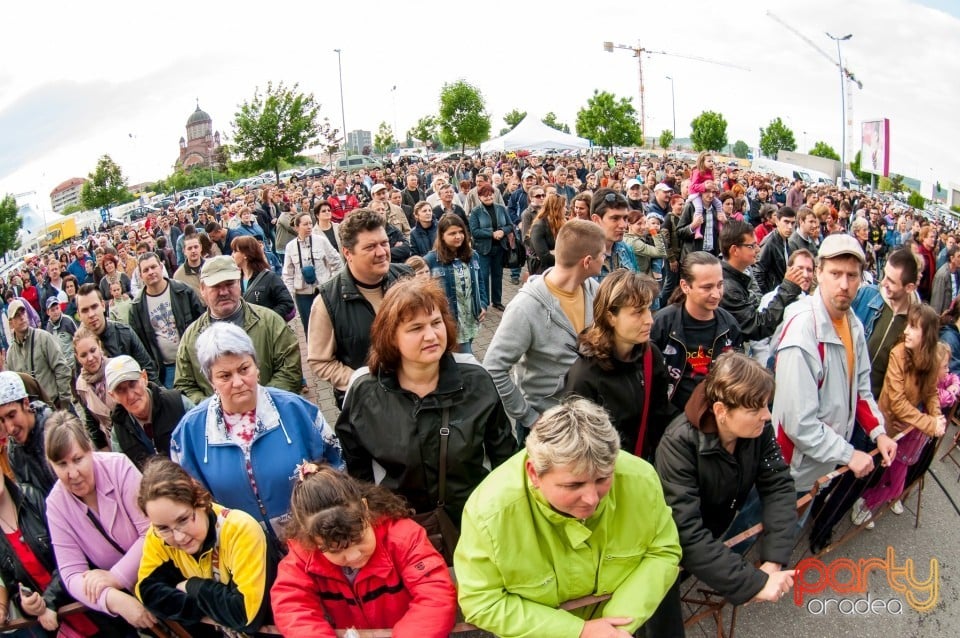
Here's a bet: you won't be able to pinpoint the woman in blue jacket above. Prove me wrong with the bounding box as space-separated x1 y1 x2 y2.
425 214 485 354
171 322 343 545
468 184 513 311
410 202 438 257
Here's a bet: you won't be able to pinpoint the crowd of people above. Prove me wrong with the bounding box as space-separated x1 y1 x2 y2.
0 149 954 636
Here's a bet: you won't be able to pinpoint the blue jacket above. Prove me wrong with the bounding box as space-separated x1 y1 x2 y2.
171 385 344 535
598 240 639 282
941 324 960 376
851 284 884 340
469 204 514 256
410 222 437 257
424 251 485 319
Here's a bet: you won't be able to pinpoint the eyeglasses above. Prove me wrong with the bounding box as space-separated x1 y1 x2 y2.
603 192 626 204
154 510 197 539
532 194 545 199
738 242 759 250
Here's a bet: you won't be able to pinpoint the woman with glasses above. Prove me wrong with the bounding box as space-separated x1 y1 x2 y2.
44 412 156 634
136 457 274 637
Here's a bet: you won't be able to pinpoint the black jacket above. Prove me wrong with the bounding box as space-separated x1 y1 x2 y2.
8 403 57 495
387 224 412 263
720 261 801 342
0 477 71 613
336 353 517 526
319 264 413 379
677 200 722 258
410 222 437 257
563 342 677 461
111 383 190 470
100 320 160 384
655 383 797 604
753 231 791 294
650 302 742 410
242 269 294 321
129 279 206 370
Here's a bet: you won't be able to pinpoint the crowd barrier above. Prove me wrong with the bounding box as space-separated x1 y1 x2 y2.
0 424 947 638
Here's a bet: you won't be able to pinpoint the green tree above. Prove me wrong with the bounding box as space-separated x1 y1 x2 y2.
850 150 870 183
878 176 894 192
689 111 728 152
231 81 321 184
809 141 840 161
890 174 905 192
575 90 643 151
408 115 439 147
373 121 396 156
758 117 796 158
907 191 926 209
658 129 675 150
438 81 492 154
503 109 527 135
542 112 570 134
80 155 134 209
732 140 750 159
0 195 22 255
61 203 84 215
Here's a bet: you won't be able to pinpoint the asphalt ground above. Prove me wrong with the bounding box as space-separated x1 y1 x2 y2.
293 275 960 637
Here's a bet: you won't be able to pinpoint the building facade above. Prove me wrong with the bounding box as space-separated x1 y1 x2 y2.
346 129 372 154
49 178 87 213
177 103 221 170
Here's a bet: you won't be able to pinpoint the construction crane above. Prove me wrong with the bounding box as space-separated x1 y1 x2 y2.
766 11 862 168
603 41 749 147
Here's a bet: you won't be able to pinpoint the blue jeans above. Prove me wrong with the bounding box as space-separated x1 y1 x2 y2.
658 263 679 309
295 292 318 333
478 245 505 305
163 364 176 389
458 342 473 355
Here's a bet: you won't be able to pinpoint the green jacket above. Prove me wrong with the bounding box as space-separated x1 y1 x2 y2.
174 301 302 404
454 450 681 638
7 328 72 405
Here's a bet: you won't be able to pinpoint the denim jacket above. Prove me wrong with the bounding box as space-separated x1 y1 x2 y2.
424 251 485 319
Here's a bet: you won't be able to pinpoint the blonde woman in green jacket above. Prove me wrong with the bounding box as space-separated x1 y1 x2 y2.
454 397 683 638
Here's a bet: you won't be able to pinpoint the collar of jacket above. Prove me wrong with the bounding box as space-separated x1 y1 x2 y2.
375 353 464 405
527 470 608 548
684 382 719 437
340 267 393 301
721 260 753 286
204 384 284 446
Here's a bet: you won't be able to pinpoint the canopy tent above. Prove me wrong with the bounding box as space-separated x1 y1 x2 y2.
480 115 591 153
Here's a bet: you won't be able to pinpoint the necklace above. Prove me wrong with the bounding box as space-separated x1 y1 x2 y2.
0 509 23 543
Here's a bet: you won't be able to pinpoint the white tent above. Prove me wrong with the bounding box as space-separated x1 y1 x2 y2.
480 115 591 153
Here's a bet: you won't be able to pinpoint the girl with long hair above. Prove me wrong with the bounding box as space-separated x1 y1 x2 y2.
528 194 565 274
270 464 457 636
853 304 946 527
425 214 484 353
231 235 294 322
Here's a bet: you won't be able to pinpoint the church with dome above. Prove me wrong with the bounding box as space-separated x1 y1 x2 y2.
176 103 221 170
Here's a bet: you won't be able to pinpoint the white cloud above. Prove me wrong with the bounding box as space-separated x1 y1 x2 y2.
2 0 958 205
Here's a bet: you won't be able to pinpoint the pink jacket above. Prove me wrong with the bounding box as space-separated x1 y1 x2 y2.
47 452 149 614
689 169 715 195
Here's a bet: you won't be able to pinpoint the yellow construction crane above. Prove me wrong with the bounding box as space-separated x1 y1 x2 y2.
602 41 749 147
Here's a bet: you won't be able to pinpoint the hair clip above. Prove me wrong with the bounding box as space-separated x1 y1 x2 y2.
294 461 320 482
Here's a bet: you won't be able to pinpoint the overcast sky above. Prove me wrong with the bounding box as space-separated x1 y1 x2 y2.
2 0 958 210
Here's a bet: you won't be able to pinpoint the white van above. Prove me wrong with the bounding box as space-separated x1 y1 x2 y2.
336 155 382 172
751 158 814 183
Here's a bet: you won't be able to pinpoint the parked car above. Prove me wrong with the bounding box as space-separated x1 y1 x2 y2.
127 205 158 221
335 155 382 172
298 166 330 180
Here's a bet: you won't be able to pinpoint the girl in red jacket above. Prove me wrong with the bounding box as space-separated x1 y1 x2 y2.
271 463 457 638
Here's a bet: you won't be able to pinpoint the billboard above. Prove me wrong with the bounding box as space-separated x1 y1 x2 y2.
860 119 890 177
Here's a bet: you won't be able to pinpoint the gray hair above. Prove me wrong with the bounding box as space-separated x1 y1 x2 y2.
850 217 869 233
525 397 620 477
196 322 259 382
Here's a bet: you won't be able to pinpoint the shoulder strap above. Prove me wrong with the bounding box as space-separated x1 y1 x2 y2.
437 408 450 507
86 509 126 556
634 347 654 457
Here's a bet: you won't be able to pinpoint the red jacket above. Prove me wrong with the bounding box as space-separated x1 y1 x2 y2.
271 518 456 638
327 193 360 223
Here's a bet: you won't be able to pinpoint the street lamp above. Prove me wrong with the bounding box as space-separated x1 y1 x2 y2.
664 76 676 140
334 49 347 154
826 32 852 177
390 85 398 149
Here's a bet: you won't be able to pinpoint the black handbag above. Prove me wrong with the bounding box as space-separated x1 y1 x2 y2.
411 409 460 566
503 229 523 269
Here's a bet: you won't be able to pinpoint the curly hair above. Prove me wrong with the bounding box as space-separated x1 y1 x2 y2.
137 456 213 513
285 463 410 551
